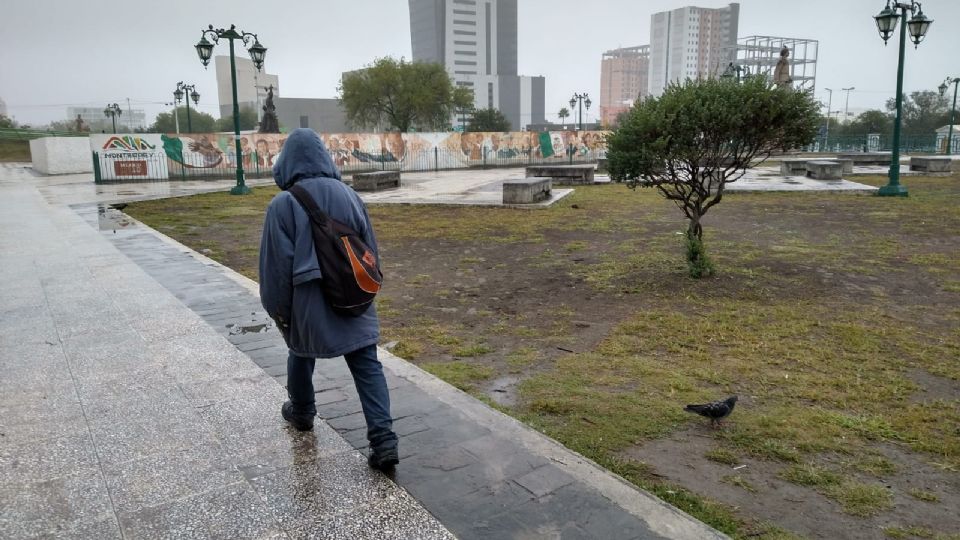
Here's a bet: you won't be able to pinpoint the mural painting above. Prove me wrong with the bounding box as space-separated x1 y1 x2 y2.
159 131 609 175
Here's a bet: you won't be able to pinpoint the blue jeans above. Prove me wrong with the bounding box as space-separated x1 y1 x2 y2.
287 344 398 451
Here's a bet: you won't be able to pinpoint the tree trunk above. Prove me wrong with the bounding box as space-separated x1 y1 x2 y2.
687 218 703 241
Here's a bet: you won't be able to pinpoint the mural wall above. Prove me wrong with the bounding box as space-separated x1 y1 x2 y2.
158 130 610 175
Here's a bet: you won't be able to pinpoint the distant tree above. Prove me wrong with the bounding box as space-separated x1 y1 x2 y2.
467 108 511 132
886 90 951 134
834 109 893 136
215 106 259 132
149 107 217 133
608 77 819 278
0 114 17 129
558 107 570 127
339 57 474 132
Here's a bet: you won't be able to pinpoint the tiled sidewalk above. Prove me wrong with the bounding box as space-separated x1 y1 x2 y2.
0 164 452 539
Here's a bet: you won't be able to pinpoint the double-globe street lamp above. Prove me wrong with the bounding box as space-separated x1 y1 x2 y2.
938 77 959 155
173 82 201 133
873 0 933 197
104 103 122 133
569 93 591 132
195 24 267 195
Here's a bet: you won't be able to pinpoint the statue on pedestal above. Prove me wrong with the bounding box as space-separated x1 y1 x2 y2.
773 46 793 89
258 85 280 133
74 114 87 132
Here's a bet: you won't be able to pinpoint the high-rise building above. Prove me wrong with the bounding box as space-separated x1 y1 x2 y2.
648 3 740 97
215 56 280 120
408 0 544 130
599 45 650 127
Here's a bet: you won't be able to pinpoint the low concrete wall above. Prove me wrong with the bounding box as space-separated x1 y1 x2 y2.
503 178 552 204
30 137 92 175
909 156 953 173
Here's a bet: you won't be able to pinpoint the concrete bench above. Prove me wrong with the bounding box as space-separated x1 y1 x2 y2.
835 158 854 174
526 164 594 185
909 156 952 173
779 159 810 176
806 160 843 180
837 152 892 166
503 178 552 205
353 170 400 192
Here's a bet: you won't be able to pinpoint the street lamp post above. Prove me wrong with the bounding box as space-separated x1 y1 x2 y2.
569 93 591 132
842 87 855 123
873 0 933 197
195 24 267 195
104 103 122 133
174 82 201 133
939 77 959 155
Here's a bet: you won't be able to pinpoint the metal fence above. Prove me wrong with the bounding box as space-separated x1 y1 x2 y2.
807 133 940 154
93 144 605 184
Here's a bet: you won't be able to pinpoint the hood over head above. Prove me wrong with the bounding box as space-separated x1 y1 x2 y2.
272 128 341 189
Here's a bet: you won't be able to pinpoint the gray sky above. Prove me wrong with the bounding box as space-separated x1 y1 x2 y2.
1 0 958 127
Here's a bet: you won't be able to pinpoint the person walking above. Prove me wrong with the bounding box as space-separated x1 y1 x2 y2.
258 128 399 471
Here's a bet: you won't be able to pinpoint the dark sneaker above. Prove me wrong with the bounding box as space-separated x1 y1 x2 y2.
368 446 399 472
281 401 314 431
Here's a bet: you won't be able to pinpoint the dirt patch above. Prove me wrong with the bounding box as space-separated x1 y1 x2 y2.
624 430 960 539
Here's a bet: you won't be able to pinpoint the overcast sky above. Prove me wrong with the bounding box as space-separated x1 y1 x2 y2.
2 0 958 126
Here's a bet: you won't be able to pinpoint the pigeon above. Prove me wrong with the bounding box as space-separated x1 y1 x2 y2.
684 395 738 427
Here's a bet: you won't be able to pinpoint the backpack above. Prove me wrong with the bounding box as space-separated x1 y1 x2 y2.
287 183 382 317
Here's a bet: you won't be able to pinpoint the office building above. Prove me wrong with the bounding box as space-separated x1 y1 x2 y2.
720 35 818 91
648 3 740 96
408 0 545 130
274 98 350 134
599 45 650 127
215 56 280 120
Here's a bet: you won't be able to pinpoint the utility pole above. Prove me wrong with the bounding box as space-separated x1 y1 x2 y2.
842 87 855 123
823 88 834 146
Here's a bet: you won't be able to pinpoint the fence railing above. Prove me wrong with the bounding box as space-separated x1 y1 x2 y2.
0 128 88 141
93 144 606 183
806 133 941 154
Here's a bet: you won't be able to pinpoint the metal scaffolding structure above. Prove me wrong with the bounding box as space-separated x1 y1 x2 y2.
718 36 819 92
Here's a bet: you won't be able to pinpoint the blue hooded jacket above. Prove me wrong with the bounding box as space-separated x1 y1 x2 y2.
259 128 379 358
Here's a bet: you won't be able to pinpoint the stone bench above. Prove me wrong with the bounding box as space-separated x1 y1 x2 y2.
806 160 843 180
503 178 552 205
526 164 594 185
909 156 953 173
837 152 892 166
352 170 400 192
779 159 810 176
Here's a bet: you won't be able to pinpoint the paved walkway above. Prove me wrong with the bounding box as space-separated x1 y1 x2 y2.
1 164 726 539
0 164 452 539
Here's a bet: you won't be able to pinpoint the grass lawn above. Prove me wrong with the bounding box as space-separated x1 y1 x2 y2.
0 140 31 162
126 173 960 540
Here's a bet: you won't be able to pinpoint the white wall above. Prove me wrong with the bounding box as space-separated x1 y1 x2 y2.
29 137 92 175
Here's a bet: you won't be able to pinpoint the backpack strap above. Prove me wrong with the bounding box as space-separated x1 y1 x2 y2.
287 183 329 226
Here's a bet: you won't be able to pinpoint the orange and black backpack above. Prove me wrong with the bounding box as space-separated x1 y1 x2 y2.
287 183 382 317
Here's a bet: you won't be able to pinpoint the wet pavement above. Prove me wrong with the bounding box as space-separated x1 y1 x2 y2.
0 164 453 539
1 163 727 539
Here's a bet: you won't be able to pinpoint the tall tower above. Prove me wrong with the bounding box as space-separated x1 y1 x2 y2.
648 3 740 97
409 0 543 130
599 45 650 127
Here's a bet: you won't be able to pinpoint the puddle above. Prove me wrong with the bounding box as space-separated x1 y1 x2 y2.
226 322 271 335
97 204 136 232
485 374 521 407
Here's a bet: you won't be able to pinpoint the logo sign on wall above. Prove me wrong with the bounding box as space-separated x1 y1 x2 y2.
90 134 169 181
